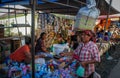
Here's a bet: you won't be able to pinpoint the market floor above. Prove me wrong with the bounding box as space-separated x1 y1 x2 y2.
95 44 120 78
108 59 120 78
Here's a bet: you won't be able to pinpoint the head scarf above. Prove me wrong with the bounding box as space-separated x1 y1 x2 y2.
83 30 96 43
83 30 93 37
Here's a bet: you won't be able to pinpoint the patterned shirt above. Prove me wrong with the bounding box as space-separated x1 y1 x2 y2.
74 41 100 78
35 38 45 53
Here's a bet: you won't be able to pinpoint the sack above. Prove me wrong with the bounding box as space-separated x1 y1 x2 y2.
93 72 101 78
74 7 100 30
76 65 85 77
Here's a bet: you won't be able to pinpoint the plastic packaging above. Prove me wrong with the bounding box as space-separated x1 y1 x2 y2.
53 44 69 55
35 58 45 64
76 65 85 77
86 0 96 8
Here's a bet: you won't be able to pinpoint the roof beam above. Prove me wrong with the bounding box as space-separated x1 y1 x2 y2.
0 11 31 14
0 7 30 11
36 7 74 10
42 0 79 9
74 0 86 5
48 10 77 14
0 0 27 4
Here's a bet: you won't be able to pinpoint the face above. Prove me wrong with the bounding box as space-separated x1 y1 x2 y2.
43 34 46 39
81 33 91 43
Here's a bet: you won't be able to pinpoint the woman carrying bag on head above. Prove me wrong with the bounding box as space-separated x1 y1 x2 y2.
61 30 101 78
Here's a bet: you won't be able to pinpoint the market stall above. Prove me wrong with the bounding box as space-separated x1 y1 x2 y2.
1 0 120 78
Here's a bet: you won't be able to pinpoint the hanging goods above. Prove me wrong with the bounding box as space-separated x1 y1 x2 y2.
74 0 100 30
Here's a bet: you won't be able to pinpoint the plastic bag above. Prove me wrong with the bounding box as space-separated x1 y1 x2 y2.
74 7 100 30
86 0 96 8
53 44 69 55
35 58 45 64
93 72 101 78
76 65 85 77
74 0 100 30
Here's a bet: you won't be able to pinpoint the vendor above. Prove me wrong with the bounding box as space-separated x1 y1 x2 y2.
35 32 49 54
10 36 45 64
61 30 100 78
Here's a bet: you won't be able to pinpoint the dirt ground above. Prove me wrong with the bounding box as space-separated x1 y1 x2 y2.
95 43 120 78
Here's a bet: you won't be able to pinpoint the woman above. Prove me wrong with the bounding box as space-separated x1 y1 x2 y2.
35 32 49 54
10 36 44 64
62 30 100 78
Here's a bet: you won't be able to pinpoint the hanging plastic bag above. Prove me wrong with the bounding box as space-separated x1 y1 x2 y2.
74 0 100 30
76 65 85 77
86 0 96 8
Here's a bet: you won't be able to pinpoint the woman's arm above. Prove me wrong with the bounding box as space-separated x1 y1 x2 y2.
24 51 45 60
81 60 98 68
24 51 31 59
41 47 49 53
60 51 74 57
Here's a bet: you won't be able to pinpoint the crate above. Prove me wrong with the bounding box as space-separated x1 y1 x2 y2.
11 38 20 53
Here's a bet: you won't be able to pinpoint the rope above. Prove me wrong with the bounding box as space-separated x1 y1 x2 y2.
96 0 100 8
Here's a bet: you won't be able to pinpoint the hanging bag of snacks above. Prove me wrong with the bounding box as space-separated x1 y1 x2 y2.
74 0 100 31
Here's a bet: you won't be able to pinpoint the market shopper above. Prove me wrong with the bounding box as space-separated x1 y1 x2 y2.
10 36 45 64
61 30 101 78
35 32 49 54
103 32 110 42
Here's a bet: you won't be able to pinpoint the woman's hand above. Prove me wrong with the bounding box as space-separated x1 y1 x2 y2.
39 54 45 58
81 62 87 68
60 52 66 57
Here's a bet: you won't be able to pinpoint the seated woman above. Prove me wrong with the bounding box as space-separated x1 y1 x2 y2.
35 32 49 54
10 36 44 64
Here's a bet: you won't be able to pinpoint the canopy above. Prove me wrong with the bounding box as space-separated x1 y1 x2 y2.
0 0 120 16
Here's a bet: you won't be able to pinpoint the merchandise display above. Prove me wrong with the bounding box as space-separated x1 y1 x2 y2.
96 42 110 56
37 13 74 48
3 56 80 78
